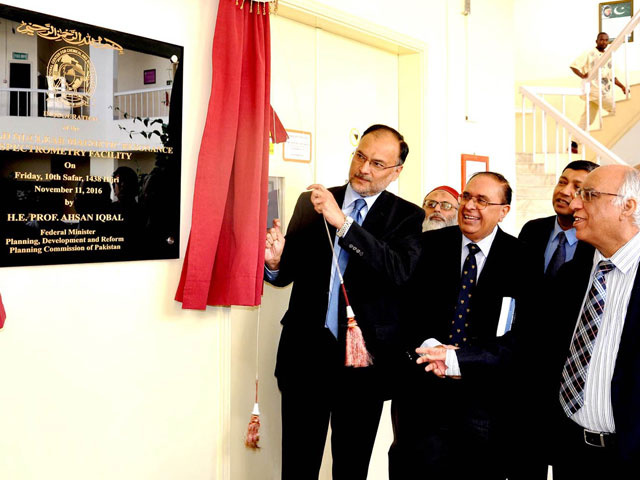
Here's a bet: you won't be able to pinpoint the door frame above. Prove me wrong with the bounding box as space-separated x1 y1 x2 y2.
276 1 425 204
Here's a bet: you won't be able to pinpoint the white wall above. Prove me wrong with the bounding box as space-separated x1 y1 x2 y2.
309 0 518 232
117 50 174 92
514 0 640 84
0 1 226 480
613 120 640 166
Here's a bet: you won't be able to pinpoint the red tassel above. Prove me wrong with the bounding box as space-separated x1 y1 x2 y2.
245 403 261 449
345 314 373 368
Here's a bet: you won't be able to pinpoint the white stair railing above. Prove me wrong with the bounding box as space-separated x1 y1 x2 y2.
519 10 640 175
113 87 171 120
584 9 640 128
520 86 626 169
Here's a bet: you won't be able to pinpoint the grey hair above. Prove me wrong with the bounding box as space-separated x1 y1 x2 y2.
614 168 640 227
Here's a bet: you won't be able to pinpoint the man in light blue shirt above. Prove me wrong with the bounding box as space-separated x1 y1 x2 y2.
519 160 599 278
264 124 424 480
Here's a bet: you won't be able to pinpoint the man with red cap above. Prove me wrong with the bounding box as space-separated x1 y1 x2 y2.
422 186 459 231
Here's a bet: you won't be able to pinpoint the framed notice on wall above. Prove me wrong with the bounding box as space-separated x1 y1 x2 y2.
0 4 183 267
283 130 312 163
599 1 634 42
461 154 489 191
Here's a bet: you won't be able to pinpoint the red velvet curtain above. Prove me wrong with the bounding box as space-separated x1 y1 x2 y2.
176 0 272 309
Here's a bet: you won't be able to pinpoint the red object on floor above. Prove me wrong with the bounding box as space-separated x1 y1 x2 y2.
176 0 272 309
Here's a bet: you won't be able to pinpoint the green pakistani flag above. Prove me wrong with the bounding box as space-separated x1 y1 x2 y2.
602 2 631 19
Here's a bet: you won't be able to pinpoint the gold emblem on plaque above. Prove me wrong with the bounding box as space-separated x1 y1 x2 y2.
46 47 97 107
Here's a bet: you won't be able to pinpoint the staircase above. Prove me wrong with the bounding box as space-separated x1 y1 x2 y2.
514 8 640 235
515 80 639 233
588 82 640 162
515 153 556 233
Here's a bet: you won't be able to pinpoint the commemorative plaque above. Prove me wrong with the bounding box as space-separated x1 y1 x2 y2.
0 4 183 267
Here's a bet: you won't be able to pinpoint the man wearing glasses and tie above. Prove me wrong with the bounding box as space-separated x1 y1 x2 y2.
390 171 539 480
422 185 459 232
532 164 640 479
264 124 424 480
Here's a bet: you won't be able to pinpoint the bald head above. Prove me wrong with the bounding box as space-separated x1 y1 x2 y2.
569 164 640 257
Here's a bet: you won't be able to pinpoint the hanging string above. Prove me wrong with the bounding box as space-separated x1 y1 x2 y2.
245 305 262 448
323 218 373 367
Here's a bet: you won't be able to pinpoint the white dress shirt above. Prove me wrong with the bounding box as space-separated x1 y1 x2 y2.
570 231 640 432
425 226 500 376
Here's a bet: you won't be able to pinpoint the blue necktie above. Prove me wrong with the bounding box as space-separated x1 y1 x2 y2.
325 198 366 338
450 243 479 347
559 260 615 416
546 231 567 278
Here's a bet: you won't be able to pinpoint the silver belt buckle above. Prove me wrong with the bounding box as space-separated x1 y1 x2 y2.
583 429 606 448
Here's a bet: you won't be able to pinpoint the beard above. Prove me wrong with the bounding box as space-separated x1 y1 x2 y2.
423 213 457 232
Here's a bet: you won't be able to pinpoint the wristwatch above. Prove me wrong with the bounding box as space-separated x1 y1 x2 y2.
336 216 354 237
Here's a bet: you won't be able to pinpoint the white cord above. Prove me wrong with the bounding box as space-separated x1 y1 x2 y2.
324 218 345 285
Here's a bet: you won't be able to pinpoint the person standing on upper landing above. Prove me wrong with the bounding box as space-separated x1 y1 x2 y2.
570 32 627 132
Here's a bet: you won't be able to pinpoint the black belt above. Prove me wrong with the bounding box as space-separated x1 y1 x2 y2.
582 428 617 448
562 414 617 449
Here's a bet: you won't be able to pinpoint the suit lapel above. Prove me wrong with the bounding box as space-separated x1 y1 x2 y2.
361 190 390 236
612 260 640 392
476 227 506 286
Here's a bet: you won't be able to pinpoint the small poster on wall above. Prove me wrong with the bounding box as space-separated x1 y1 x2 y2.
461 154 489 191
144 69 156 85
283 130 312 163
0 4 183 267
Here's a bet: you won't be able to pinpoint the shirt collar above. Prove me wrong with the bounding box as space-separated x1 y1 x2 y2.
344 183 382 211
595 230 640 275
553 217 578 246
462 225 499 257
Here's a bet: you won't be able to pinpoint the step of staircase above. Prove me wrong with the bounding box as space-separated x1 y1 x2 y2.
517 171 557 186
515 153 556 233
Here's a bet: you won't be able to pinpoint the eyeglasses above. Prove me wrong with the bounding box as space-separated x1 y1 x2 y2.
423 199 458 211
459 192 507 210
574 188 623 202
352 151 401 172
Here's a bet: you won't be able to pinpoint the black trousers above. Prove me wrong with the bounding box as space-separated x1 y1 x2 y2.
389 366 507 480
551 416 623 480
278 330 386 480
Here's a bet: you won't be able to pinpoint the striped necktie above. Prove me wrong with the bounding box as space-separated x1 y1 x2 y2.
559 260 615 416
